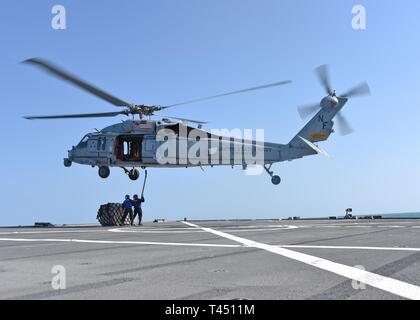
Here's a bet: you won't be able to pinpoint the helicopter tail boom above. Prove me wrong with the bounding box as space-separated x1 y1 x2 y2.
282 97 348 160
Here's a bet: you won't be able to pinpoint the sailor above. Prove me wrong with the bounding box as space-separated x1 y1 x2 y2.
121 195 133 226
132 194 145 226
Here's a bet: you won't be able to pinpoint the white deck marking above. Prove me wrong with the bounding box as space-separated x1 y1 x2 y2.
183 221 420 300
281 245 420 252
0 237 241 248
225 228 296 232
109 225 297 234
0 229 109 235
109 228 203 234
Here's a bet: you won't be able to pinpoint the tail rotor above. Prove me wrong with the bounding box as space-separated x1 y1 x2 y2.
297 65 370 136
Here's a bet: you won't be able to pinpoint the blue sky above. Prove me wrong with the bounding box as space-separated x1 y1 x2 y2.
1 0 420 226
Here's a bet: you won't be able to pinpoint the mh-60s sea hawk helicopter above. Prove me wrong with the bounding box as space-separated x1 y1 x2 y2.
23 58 370 185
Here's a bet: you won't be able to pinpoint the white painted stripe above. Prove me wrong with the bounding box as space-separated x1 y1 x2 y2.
210 225 298 229
109 228 203 234
302 223 418 228
377 226 405 228
0 237 241 248
183 221 420 300
224 228 296 232
109 227 297 234
281 245 420 252
0 229 109 235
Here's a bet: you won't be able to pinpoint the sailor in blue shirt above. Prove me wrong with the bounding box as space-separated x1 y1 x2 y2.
121 195 134 225
132 194 145 226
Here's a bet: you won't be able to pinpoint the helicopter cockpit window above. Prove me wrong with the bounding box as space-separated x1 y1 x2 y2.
77 135 89 148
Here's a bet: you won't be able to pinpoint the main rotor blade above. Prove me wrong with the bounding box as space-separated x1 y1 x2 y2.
162 80 292 109
23 111 127 120
314 64 332 95
297 103 320 120
22 58 130 107
340 82 371 98
162 116 207 124
335 111 354 136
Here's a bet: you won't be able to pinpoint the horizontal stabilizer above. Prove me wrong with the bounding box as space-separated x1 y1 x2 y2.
298 136 330 158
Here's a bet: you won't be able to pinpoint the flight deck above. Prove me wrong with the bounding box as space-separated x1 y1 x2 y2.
1 219 420 300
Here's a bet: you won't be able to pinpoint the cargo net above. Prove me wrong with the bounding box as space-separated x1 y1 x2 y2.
97 203 130 226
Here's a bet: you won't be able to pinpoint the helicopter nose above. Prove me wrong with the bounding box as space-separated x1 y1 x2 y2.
68 147 75 160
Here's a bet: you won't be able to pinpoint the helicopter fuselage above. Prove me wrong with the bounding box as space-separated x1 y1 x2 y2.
64 99 340 185
67 120 286 170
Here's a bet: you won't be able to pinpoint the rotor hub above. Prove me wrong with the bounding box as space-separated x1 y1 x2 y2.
126 104 164 118
320 94 339 108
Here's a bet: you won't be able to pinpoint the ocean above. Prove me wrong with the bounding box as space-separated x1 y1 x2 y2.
380 212 420 219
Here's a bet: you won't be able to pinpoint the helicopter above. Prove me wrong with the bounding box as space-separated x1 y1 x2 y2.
22 58 370 185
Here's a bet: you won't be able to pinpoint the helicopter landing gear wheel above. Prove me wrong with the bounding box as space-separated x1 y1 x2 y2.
264 163 281 185
128 168 140 181
271 175 281 185
64 158 72 167
98 166 110 179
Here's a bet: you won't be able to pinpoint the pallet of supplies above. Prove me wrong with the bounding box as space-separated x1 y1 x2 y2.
97 203 130 226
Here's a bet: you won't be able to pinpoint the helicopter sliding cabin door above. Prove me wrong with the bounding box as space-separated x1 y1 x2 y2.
115 135 143 162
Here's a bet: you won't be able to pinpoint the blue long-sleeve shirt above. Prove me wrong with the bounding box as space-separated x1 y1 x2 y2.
122 199 132 209
132 198 144 209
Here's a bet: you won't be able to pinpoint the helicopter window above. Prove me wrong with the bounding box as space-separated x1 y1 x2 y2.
145 139 155 152
97 137 107 151
164 124 195 138
123 141 129 156
116 135 143 161
81 135 89 143
168 124 180 136
77 135 89 148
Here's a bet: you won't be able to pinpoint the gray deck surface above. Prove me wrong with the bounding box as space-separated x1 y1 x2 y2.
1 219 420 300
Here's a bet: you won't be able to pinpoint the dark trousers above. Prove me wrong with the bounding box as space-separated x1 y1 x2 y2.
133 208 143 224
122 208 133 225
